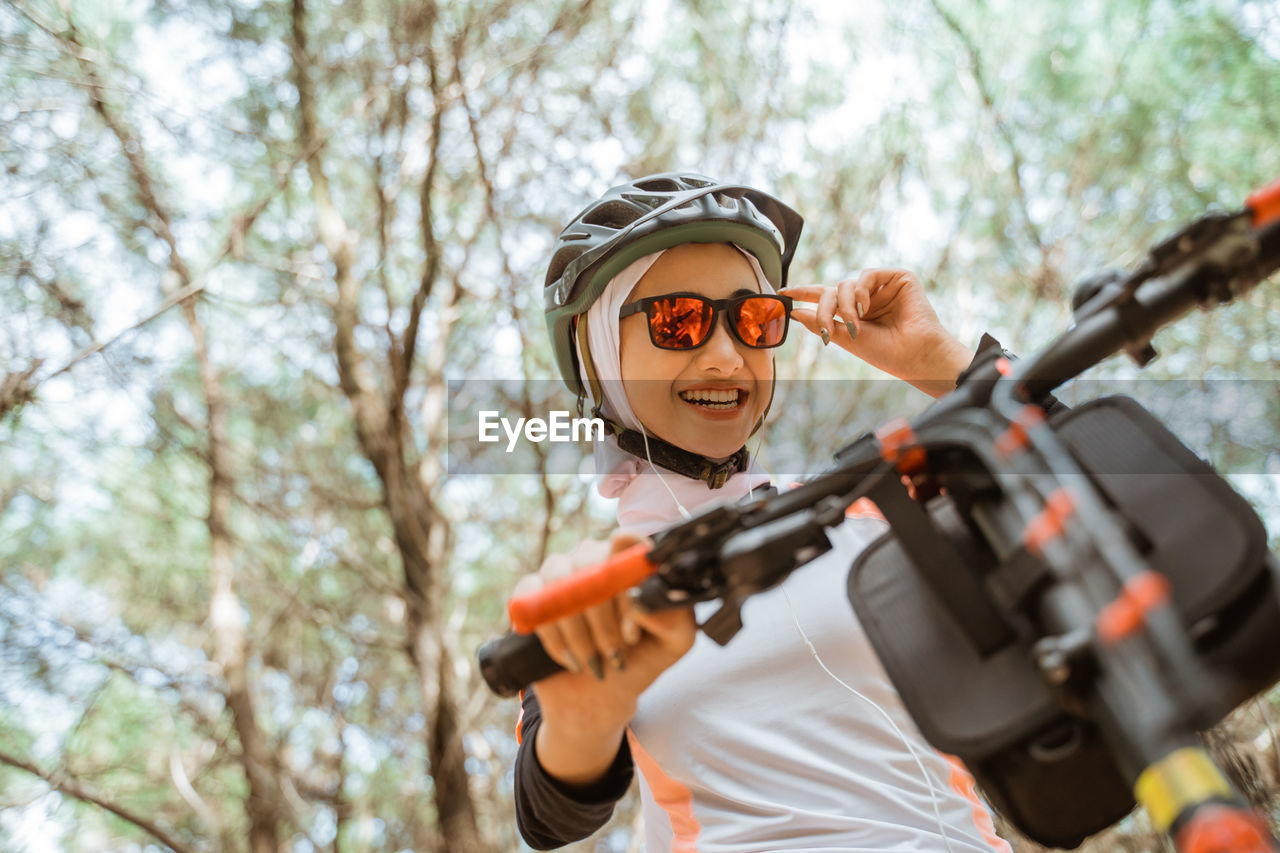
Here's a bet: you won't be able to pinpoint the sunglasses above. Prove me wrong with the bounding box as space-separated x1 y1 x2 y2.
619 292 793 350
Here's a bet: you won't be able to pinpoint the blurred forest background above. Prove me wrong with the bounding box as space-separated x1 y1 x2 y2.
1 0 1278 851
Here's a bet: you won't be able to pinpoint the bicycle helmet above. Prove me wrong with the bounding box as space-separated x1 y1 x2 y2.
544 172 804 397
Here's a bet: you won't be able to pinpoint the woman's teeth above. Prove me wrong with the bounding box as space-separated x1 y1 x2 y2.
679 389 741 409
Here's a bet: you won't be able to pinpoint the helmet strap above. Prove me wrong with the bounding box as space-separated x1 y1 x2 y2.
593 409 748 490
575 315 751 490
575 315 606 411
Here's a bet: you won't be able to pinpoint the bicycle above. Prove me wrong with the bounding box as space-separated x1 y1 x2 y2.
481 178 1280 853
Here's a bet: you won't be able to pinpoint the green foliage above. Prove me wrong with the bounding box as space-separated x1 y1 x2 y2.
0 0 1276 850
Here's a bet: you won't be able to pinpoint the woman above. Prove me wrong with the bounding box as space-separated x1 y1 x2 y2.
513 173 1012 852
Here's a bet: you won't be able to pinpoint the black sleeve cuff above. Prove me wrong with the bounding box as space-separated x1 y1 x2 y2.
513 690 634 849
955 333 1069 417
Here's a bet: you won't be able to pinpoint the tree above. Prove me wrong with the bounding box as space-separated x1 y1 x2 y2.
0 0 1275 851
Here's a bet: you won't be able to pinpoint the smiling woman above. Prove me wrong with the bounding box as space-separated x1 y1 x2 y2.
619 244 777 459
508 172 999 853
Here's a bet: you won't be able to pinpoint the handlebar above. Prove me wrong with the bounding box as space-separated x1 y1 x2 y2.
506 543 655 634
482 182 1280 694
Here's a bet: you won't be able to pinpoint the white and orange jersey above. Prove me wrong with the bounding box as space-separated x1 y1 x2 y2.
516 510 1012 852
625 513 1009 852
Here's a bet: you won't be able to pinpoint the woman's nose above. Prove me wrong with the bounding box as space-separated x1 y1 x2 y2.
694 315 745 372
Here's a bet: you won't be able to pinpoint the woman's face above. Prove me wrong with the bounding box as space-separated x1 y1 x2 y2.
619 243 775 459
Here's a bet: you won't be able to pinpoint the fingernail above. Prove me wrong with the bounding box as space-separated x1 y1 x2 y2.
845 320 858 342
622 617 641 645
628 588 651 615
588 653 605 681
563 650 582 674
857 301 866 320
820 328 830 346
608 650 627 671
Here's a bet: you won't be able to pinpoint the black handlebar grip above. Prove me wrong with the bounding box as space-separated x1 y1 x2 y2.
477 631 564 697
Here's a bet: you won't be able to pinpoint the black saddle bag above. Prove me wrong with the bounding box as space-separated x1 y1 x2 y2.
847 396 1280 848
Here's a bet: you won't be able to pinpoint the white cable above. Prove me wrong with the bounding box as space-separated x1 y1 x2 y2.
781 586 959 853
638 422 693 519
641 412 958 848
745 430 767 482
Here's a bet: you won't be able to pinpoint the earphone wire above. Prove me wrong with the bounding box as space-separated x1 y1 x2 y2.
637 422 693 520
780 586 959 853
635 420 959 852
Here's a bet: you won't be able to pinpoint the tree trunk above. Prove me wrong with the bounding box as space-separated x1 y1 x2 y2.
290 1 486 846
188 302 284 853
69 26 286 847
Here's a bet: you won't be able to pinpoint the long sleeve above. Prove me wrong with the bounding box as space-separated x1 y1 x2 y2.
513 688 635 849
957 333 1070 417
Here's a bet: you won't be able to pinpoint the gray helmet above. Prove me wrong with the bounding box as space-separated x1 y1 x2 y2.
544 172 804 397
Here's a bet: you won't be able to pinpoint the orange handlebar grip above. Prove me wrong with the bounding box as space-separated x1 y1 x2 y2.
508 543 657 634
1247 177 1280 228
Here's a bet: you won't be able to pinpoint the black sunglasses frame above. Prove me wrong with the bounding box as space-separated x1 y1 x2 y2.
618 291 793 351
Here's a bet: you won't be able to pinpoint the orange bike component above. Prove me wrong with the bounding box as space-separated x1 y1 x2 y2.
1176 805 1275 853
1247 177 1280 228
995 404 1047 457
1022 488 1074 557
1096 570 1172 645
875 417 927 474
508 543 657 634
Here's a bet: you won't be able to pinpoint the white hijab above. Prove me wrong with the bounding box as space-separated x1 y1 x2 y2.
575 246 774 533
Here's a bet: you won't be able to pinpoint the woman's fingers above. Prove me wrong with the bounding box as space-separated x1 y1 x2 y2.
815 285 839 344
836 275 872 342
782 282 861 346
574 537 623 674
605 530 649 663
515 570 579 674
628 605 698 659
563 539 617 679
520 530 654 680
562 610 607 680
790 304 859 349
616 593 641 646
524 553 598 675
533 622 578 674
778 284 826 303
781 286 837 341
585 601 626 674
787 270 969 398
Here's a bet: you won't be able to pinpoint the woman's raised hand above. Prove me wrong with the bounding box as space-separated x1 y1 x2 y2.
514 530 697 786
781 269 974 399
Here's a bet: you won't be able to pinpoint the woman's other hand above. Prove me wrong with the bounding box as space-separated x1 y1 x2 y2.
782 269 973 398
515 529 696 786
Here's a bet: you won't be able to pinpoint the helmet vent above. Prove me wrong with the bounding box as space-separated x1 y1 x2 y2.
633 177 681 192
545 245 586 288
620 191 670 210
582 201 643 229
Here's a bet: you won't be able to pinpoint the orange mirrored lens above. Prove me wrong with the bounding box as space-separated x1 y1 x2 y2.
734 297 788 347
650 296 714 348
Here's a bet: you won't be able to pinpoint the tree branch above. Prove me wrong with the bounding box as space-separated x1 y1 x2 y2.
0 748 198 853
290 2 483 848
929 0 1045 254
10 0 376 399
0 360 43 423
49 13 286 850
399 33 443 398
